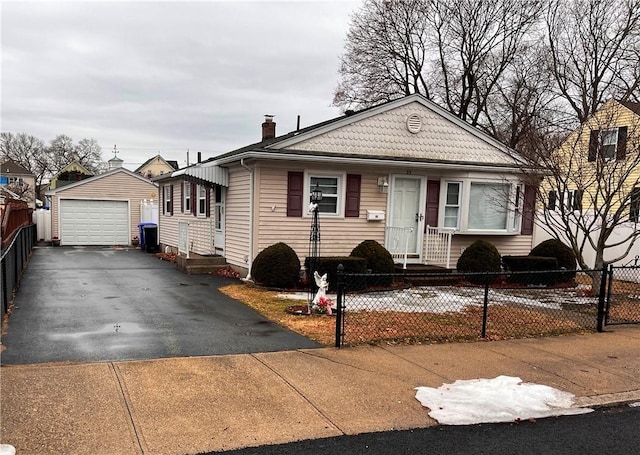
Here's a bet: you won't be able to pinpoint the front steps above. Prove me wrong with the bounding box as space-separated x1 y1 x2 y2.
176 254 227 275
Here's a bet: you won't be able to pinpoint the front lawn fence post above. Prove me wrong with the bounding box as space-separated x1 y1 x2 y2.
597 264 610 332
481 273 489 338
335 263 344 348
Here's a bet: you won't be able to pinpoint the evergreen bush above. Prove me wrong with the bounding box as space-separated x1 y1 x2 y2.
529 239 577 282
349 240 395 286
251 242 300 289
456 240 501 284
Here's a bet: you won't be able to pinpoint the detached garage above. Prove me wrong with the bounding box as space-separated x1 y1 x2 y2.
46 168 158 246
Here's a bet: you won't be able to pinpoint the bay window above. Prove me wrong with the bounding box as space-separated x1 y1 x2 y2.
442 179 522 234
468 183 509 230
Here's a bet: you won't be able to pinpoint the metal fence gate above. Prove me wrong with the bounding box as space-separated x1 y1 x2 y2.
605 266 640 326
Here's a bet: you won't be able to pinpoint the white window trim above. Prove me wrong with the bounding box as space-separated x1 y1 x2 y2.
443 181 462 229
197 184 207 217
601 128 618 160
303 171 346 218
548 189 578 212
183 181 191 213
440 178 522 235
164 185 172 214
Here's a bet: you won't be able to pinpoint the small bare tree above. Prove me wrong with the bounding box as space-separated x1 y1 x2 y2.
545 0 640 123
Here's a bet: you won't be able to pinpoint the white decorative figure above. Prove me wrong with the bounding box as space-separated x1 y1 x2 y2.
313 271 332 315
313 271 328 303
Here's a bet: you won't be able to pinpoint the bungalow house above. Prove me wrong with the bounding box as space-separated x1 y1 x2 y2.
155 94 536 277
134 154 179 179
533 99 640 268
0 159 37 209
46 167 158 246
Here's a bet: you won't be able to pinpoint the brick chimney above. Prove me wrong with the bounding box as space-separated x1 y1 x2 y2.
262 115 276 140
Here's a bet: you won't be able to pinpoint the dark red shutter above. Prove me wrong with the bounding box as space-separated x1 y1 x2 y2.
617 126 628 160
287 172 304 217
425 180 440 230
191 183 197 216
521 185 536 235
205 188 211 218
170 185 174 215
180 183 185 213
345 174 361 217
588 130 599 162
162 185 166 215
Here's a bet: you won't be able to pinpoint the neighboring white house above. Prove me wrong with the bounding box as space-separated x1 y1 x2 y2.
155 94 536 277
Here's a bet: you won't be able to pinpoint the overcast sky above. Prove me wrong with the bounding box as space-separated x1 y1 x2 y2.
1 0 359 170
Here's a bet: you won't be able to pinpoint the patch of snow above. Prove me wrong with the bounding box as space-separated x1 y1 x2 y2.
277 285 597 314
415 375 593 425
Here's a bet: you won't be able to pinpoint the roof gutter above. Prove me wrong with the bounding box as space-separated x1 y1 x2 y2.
213 150 529 173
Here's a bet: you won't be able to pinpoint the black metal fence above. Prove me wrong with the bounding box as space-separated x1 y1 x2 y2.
334 265 637 347
605 266 640 325
1 224 36 317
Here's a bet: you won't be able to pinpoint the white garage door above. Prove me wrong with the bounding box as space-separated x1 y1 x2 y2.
60 199 129 245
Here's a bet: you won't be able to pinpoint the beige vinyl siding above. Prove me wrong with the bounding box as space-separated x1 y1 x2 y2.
158 181 179 249
224 166 251 270
50 171 157 241
255 164 388 265
447 234 534 268
157 180 217 253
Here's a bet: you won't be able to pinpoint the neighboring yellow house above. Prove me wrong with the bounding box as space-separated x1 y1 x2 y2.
48 161 93 190
134 155 179 179
536 99 640 268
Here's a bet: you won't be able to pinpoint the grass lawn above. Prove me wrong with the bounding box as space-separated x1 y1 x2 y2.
219 282 601 347
220 284 337 346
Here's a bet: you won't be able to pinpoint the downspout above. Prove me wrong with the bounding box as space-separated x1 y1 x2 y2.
240 158 254 280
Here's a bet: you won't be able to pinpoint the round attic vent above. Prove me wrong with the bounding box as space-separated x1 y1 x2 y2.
406 113 422 133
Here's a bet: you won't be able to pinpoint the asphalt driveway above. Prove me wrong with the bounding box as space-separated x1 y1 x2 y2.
1 246 319 365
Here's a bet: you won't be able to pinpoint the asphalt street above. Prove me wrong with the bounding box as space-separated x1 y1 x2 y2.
212 404 640 455
1 246 319 364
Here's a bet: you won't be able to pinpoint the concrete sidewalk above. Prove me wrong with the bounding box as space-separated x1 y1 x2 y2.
2 326 639 455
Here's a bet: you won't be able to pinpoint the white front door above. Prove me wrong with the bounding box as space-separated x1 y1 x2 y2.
214 186 225 254
388 176 425 258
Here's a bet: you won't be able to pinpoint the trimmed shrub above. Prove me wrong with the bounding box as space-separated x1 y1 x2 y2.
350 240 395 286
529 239 577 282
251 242 300 289
502 255 558 285
456 240 501 284
304 256 367 292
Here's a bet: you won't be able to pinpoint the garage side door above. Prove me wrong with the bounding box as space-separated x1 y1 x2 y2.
60 199 129 245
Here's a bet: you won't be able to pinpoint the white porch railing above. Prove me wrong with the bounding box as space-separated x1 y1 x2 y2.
385 226 414 269
178 220 215 258
424 225 455 269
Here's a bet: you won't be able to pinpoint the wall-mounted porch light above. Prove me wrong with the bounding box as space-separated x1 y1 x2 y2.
377 176 389 193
